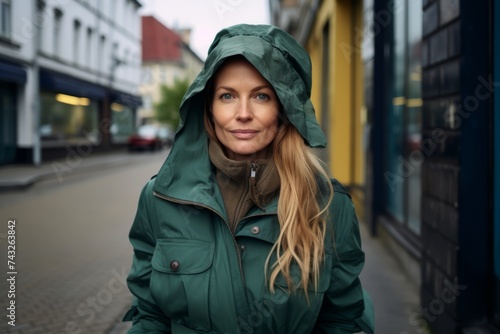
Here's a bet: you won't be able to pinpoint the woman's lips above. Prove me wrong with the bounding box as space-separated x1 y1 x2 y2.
230 129 258 139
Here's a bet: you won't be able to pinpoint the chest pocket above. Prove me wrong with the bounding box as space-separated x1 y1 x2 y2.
150 238 214 332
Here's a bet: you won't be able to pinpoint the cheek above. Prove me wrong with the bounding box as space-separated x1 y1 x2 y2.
211 107 228 129
268 112 280 131
213 120 225 140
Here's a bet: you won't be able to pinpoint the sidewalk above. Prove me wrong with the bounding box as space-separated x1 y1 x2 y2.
359 222 425 334
0 149 148 191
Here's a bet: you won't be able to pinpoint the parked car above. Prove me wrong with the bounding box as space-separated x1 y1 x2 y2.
128 125 173 151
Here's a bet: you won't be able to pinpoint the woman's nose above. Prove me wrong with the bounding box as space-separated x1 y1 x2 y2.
235 100 253 121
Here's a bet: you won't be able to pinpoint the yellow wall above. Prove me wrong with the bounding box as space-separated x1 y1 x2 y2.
306 0 365 190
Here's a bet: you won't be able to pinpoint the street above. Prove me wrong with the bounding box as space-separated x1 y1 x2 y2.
0 150 168 334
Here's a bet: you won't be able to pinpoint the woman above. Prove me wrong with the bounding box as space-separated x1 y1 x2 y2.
123 24 374 333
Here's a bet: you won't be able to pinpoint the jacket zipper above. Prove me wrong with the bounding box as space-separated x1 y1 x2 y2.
152 190 246 285
250 162 257 178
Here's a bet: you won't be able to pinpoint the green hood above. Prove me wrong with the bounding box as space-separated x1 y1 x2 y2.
154 24 326 205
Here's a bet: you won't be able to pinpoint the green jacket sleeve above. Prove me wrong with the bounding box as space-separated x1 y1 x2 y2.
123 180 171 333
314 181 375 333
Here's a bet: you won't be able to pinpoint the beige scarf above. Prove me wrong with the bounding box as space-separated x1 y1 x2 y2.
208 140 280 231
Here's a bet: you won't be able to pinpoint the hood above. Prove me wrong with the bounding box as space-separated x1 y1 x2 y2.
153 24 326 206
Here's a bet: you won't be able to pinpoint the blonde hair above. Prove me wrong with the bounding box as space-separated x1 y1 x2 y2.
268 123 333 298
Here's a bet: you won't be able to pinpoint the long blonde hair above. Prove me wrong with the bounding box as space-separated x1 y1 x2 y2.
268 122 333 297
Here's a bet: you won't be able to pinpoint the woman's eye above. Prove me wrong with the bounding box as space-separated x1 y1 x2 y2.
256 93 270 101
220 93 233 100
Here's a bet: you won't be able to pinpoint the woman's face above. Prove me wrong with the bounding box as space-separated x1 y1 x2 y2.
211 58 280 161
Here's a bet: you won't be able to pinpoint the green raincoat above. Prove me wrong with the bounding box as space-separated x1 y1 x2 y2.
123 24 375 333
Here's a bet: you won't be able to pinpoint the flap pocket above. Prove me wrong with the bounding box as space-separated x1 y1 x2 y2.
152 239 214 275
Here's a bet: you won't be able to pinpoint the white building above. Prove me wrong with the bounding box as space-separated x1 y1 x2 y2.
0 0 142 165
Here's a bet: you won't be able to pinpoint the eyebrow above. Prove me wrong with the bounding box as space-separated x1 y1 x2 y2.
215 84 274 92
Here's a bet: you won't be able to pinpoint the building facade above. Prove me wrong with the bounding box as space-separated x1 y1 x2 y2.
139 16 204 125
0 0 142 165
270 0 366 209
272 0 499 332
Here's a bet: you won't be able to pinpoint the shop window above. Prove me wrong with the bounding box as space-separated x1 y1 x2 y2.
385 0 423 234
110 102 134 144
0 83 16 165
39 92 99 145
0 0 11 38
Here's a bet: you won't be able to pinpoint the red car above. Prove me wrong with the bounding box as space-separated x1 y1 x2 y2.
128 125 168 151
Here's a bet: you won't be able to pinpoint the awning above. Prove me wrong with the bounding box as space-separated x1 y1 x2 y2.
110 91 142 108
40 69 106 99
0 59 27 84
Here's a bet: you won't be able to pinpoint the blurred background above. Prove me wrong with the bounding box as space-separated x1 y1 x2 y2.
0 0 498 333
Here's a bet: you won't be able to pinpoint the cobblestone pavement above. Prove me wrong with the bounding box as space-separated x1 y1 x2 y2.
0 150 167 334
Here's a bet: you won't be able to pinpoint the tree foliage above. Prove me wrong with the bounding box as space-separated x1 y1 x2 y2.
154 78 190 128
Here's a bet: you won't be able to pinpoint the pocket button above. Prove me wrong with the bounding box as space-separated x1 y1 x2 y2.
251 226 260 234
170 260 180 271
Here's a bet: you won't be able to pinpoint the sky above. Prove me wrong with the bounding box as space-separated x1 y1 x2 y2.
139 0 271 60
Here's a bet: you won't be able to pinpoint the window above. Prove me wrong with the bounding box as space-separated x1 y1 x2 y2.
124 48 129 76
73 20 81 64
142 95 152 110
39 92 99 145
141 68 152 85
98 35 106 73
37 0 45 48
0 0 11 38
160 66 167 83
53 9 63 56
385 0 423 234
86 27 93 68
110 102 134 143
0 83 16 165
112 42 119 71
